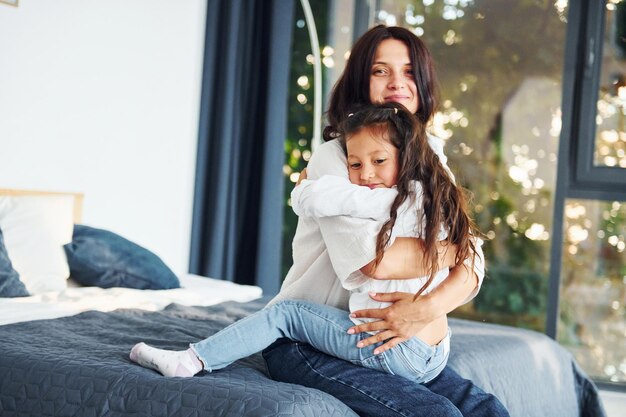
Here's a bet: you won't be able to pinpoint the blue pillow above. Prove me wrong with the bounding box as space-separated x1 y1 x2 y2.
0 228 29 297
64 225 180 290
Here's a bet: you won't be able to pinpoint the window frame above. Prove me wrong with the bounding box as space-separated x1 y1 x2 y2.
573 0 626 190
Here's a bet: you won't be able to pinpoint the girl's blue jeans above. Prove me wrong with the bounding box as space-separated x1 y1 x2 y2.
190 299 449 384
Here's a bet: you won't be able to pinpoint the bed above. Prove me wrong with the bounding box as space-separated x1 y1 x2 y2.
0 190 607 417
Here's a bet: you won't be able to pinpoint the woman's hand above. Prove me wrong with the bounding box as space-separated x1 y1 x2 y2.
296 168 307 185
348 291 442 354
348 263 478 354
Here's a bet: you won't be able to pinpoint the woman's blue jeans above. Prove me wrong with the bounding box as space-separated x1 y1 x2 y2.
262 337 510 417
190 300 449 384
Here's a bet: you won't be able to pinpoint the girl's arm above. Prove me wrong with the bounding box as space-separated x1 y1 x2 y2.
360 237 457 279
292 175 397 220
301 141 432 289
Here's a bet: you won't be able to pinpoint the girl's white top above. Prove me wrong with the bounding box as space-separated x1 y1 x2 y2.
292 174 451 325
270 139 484 327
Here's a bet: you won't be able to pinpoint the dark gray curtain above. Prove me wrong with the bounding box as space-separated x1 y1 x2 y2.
189 0 294 294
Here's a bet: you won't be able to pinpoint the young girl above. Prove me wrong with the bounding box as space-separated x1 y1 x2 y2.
129 103 478 383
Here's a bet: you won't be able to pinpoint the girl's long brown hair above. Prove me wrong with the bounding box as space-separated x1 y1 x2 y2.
338 103 478 297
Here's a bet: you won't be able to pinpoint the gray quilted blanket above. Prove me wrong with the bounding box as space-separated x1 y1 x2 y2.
446 319 606 417
0 298 356 417
0 298 606 417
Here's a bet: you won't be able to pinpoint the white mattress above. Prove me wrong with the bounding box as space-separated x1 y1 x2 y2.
0 274 263 326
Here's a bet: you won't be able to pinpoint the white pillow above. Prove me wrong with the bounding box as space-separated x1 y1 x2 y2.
0 195 75 294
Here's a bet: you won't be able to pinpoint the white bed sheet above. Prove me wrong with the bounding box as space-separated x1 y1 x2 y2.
0 274 263 326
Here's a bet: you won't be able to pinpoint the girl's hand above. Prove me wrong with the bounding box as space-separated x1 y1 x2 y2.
348 291 442 354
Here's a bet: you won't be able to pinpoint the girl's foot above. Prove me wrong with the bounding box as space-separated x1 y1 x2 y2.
129 343 203 377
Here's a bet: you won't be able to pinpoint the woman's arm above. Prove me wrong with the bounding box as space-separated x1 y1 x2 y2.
346 263 479 353
347 235 485 351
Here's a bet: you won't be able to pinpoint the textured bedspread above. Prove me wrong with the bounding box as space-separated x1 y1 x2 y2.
446 319 606 417
0 298 606 417
0 298 356 417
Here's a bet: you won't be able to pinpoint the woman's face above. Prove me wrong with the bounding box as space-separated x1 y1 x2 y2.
368 39 419 114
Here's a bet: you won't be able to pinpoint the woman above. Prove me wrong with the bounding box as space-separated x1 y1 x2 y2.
263 25 509 417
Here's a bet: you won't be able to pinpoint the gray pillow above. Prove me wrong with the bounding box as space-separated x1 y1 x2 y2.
64 225 180 290
0 228 29 297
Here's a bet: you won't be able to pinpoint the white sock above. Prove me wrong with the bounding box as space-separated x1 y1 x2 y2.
129 343 203 377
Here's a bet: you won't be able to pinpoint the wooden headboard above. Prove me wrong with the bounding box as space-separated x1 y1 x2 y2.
0 188 84 223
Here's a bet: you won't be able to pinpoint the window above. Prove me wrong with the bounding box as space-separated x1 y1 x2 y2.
281 0 329 279
555 0 626 387
558 198 626 384
281 1 360 279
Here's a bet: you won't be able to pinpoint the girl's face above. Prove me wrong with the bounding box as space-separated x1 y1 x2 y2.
369 39 419 114
346 126 399 189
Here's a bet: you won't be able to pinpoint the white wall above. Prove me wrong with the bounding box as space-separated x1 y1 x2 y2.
0 0 207 275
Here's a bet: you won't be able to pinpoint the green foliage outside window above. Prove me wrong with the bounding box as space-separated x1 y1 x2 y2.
281 0 328 280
